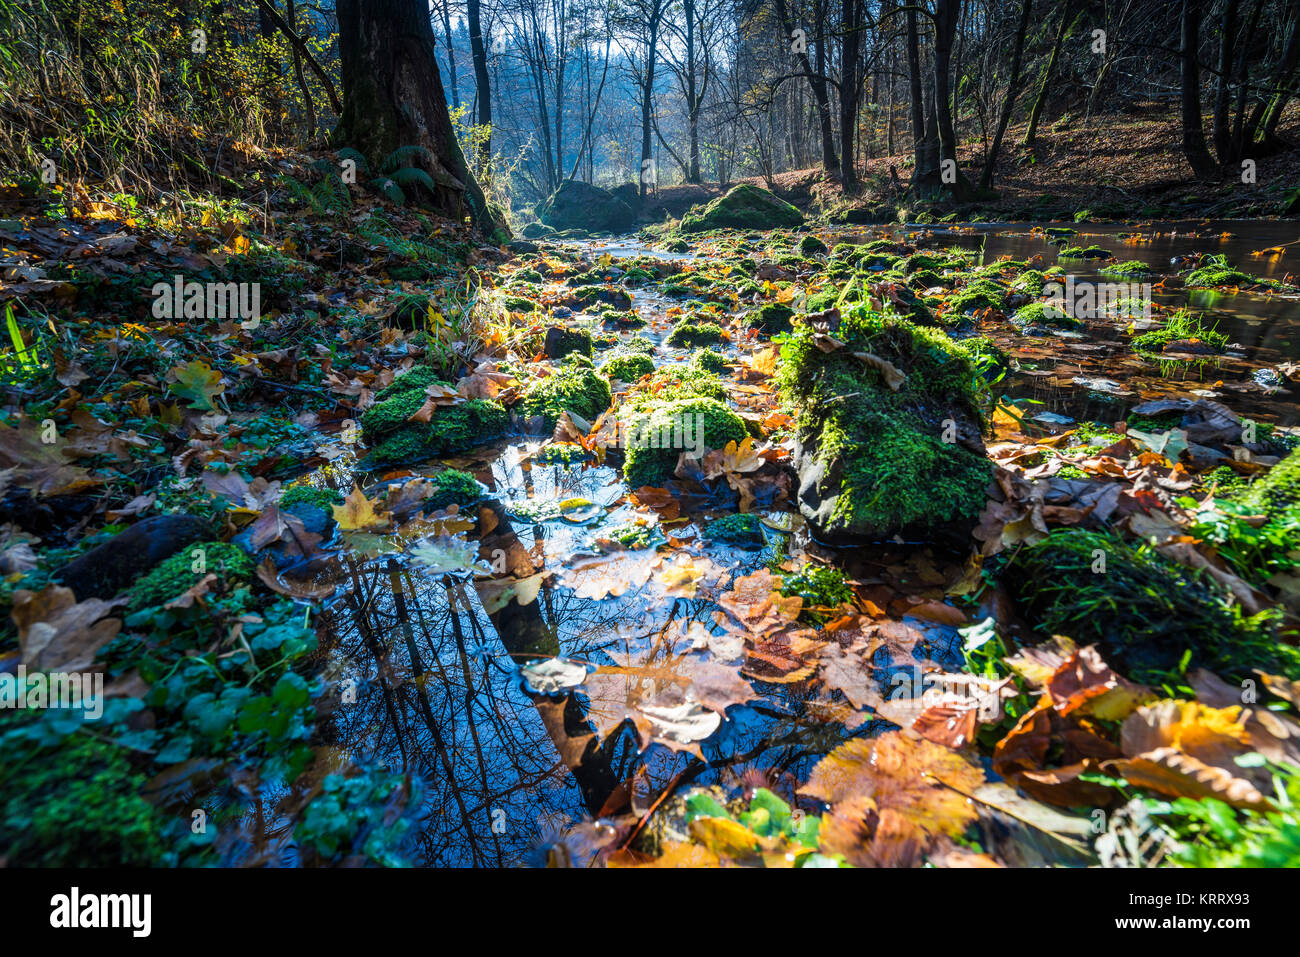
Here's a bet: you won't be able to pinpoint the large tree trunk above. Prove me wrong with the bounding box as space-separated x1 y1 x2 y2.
638 1 664 203
1179 0 1218 178
335 0 502 234
980 0 1032 189
1212 0 1239 164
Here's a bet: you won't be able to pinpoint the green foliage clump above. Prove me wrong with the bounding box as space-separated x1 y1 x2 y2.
1013 301 1082 329
127 541 253 612
1002 529 1297 684
519 365 612 429
799 235 828 256
780 565 854 622
601 308 645 327
426 469 484 510
747 302 795 335
702 512 766 547
631 366 728 407
1011 269 1047 294
373 364 447 403
666 319 725 348
622 398 748 488
280 485 345 512
535 441 591 465
604 523 661 549
601 351 655 382
1130 309 1228 358
622 334 656 354
1184 254 1253 287
0 733 168 867
1148 763 1300 867
1099 260 1154 278
692 349 730 374
776 305 991 540
295 768 422 867
1243 446 1300 518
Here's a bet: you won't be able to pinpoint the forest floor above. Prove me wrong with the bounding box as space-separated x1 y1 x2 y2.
2 147 1300 867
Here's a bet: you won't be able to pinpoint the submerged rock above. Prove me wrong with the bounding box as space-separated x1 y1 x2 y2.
536 180 637 233
679 184 803 233
777 308 991 544
360 365 508 466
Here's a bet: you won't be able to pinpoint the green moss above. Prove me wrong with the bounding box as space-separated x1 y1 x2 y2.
631 366 728 406
622 398 748 487
1003 529 1297 683
799 235 828 256
1013 301 1082 329
601 352 656 382
519 365 612 429
747 302 795 335
604 523 661 549
601 308 645 328
536 441 592 465
666 319 725 348
702 512 765 547
947 278 1007 314
280 485 345 512
623 334 656 354
692 349 730 374
1011 269 1047 294
127 540 254 612
779 565 854 623
426 469 484 510
1099 260 1154 278
0 735 168 867
374 364 447 403
367 398 508 465
777 305 990 540
501 294 541 312
679 184 803 233
1058 244 1112 260
547 326 593 359
1244 447 1300 519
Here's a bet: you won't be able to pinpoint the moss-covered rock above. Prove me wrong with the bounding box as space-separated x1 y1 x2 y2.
692 349 730 374
747 302 795 335
363 382 509 465
799 235 828 256
601 351 655 382
127 540 254 611
521 221 557 240
666 319 725 348
777 306 991 543
544 325 593 360
622 398 748 488
519 365 612 429
536 180 637 232
426 469 486 510
679 184 803 233
1003 529 1298 683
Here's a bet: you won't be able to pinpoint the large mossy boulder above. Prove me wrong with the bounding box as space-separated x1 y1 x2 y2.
776 307 991 544
535 180 637 233
360 366 507 465
679 184 803 233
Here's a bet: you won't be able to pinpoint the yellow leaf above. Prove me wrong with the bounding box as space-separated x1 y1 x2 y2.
332 485 392 531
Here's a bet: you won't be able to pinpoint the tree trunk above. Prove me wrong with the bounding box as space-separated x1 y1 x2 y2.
638 0 664 203
932 0 968 198
980 0 1032 189
1212 0 1239 163
906 3 933 187
840 0 863 190
1179 0 1218 178
335 0 501 234
775 0 840 175
438 0 459 111
467 0 492 162
1023 2 1068 145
